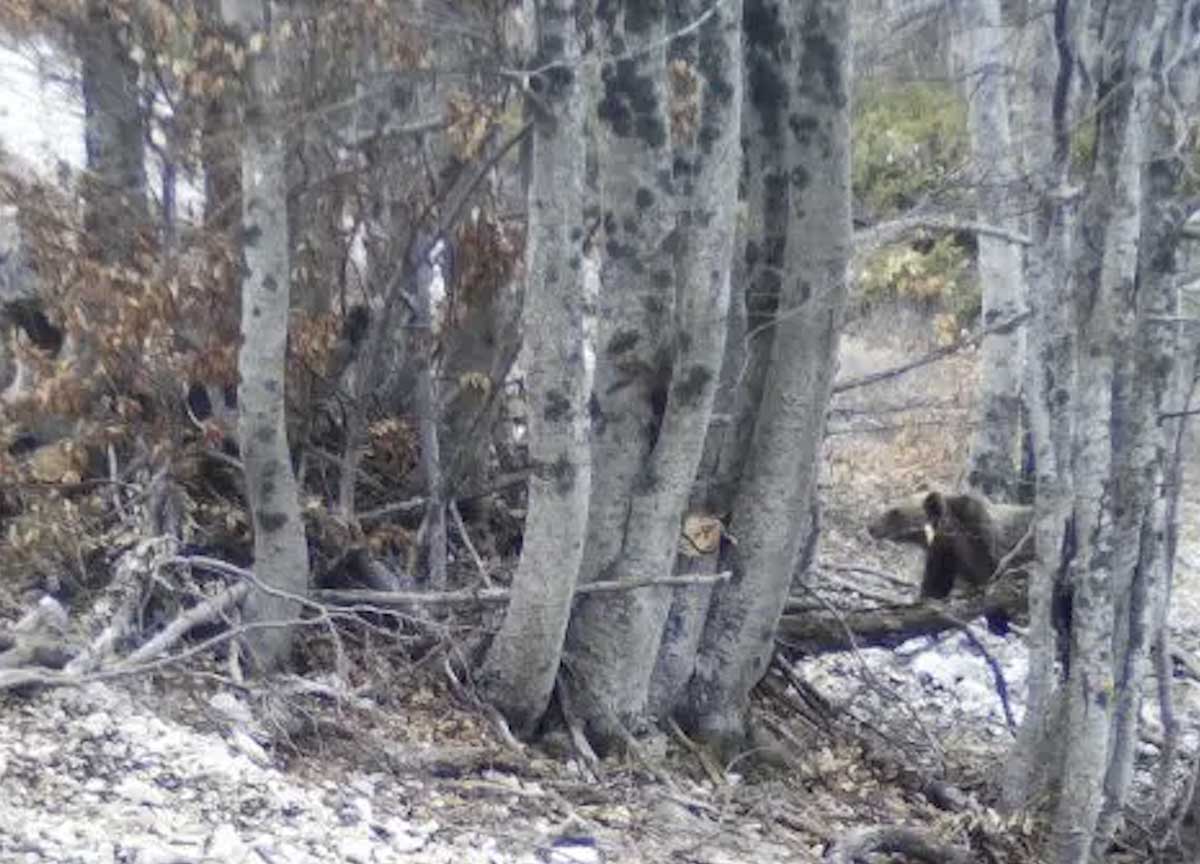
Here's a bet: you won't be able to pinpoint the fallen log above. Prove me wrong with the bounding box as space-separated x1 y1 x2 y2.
778 576 1028 654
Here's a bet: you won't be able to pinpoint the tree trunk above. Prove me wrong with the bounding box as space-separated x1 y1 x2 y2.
225 0 310 671
681 0 852 757
954 0 1027 502
1000 0 1083 810
79 0 148 263
560 1 680 744
478 0 591 736
645 0 744 718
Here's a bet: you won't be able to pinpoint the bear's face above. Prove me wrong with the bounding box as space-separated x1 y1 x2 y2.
867 492 931 545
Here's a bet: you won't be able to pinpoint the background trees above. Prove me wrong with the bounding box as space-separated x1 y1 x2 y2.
1 1 1200 861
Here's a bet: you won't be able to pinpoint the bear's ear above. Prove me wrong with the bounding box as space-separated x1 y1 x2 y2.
923 491 945 524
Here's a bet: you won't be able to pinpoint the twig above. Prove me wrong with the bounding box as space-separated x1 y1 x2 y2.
117 583 251 669
450 500 492 587
555 672 600 777
667 716 725 785
831 310 1032 395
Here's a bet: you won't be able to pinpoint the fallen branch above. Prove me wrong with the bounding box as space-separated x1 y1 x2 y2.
824 826 972 864
777 577 1028 654
311 570 732 608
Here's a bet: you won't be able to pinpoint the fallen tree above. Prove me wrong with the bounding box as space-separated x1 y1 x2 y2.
778 576 1029 654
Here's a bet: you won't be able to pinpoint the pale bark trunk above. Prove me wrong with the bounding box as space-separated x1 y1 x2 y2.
561 2 678 742
1001 0 1083 810
955 0 1027 501
645 0 744 718
682 0 852 755
479 0 590 736
224 0 310 670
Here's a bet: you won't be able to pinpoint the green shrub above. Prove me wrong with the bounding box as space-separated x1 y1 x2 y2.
858 233 979 331
853 81 968 217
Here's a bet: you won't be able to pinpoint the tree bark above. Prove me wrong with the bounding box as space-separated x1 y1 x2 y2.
954 0 1027 502
79 0 148 263
681 0 852 756
561 1 681 744
648 0 739 720
224 0 311 671
479 0 591 736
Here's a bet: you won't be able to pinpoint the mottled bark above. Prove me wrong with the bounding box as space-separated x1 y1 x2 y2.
561 1 679 742
479 0 590 735
646 0 744 718
682 0 852 755
954 0 1027 501
224 0 310 670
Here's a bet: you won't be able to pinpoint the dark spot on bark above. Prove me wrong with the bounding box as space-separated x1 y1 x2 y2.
599 58 667 148
544 389 572 422
265 379 280 395
259 511 288 532
242 224 262 247
569 254 582 271
263 275 278 293
634 467 660 494
589 393 606 433
624 0 662 34
606 239 628 260
643 294 666 319
789 113 819 146
636 187 654 210
608 329 640 355
622 215 639 235
677 330 693 354
546 265 559 285
549 453 576 494
570 226 583 242
255 426 275 444
251 306 262 318
656 169 673 191
1095 687 1109 710
650 268 672 290
797 11 845 108
673 365 713 406
796 278 811 304
662 229 681 255
790 164 811 192
262 476 275 498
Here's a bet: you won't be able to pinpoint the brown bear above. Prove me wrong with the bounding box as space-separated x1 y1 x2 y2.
868 490 1034 601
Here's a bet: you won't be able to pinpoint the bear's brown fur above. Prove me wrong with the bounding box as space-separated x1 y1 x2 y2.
868 490 1034 600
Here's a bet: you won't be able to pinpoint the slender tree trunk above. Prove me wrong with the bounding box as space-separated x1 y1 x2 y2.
479 0 591 736
79 0 148 263
682 0 852 756
646 0 744 717
1000 0 1083 809
224 0 310 671
954 0 1027 501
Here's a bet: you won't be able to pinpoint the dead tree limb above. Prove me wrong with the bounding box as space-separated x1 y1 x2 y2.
778 577 1027 654
310 570 733 608
824 826 973 864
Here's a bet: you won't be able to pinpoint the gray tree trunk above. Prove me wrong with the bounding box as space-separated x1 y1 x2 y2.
682 0 852 756
479 0 591 736
224 0 310 671
954 0 1027 501
645 0 744 718
561 2 679 743
79 0 148 263
1000 0 1084 810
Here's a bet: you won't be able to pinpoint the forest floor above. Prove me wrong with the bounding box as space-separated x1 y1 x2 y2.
1 319 1199 864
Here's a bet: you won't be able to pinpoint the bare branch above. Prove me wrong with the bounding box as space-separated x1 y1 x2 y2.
832 310 1032 395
